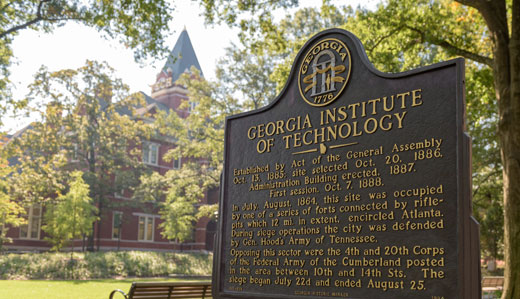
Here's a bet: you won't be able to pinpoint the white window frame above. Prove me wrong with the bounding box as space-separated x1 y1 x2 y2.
112 211 123 240
142 142 159 165
173 156 182 169
20 204 42 240
137 215 155 242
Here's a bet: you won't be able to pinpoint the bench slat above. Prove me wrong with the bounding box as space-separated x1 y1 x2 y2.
133 289 210 293
133 289 209 293
115 281 212 299
481 276 504 294
133 291 207 295
132 281 211 287
132 294 212 299
482 276 504 287
132 295 212 299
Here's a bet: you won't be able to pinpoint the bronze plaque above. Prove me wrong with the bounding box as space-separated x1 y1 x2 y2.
213 29 479 299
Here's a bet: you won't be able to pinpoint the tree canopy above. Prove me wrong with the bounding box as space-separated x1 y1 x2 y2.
0 156 25 251
0 0 174 126
42 170 98 251
4 60 154 251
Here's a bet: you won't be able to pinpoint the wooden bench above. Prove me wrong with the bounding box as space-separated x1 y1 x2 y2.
109 281 212 299
482 276 504 295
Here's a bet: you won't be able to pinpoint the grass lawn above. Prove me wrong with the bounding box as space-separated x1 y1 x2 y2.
0 278 209 299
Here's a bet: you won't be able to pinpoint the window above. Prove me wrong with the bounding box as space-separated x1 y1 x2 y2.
114 174 125 198
173 157 182 169
71 143 79 162
112 212 123 239
20 204 42 239
138 215 154 241
142 142 159 165
188 101 197 113
114 188 125 198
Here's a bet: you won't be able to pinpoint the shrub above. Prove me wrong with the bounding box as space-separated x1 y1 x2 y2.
0 251 212 279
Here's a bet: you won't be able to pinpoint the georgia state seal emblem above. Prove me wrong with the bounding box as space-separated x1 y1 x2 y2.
298 38 351 107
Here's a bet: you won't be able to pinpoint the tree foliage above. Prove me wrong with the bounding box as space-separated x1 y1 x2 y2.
216 46 277 110
0 157 25 251
5 60 153 250
0 0 175 126
42 171 98 251
0 0 174 58
5 102 69 204
199 0 297 29
231 3 351 94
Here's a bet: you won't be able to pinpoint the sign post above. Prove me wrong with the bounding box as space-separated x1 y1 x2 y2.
213 28 480 299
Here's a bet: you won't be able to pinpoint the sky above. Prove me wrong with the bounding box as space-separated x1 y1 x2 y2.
4 0 378 134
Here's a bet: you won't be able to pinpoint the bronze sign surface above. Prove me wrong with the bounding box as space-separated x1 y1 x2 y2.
213 29 480 299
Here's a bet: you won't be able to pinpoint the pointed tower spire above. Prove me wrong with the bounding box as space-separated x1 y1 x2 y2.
161 29 203 83
151 30 204 110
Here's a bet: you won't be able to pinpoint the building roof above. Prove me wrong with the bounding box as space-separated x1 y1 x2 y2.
10 124 33 140
135 92 170 116
97 92 170 117
161 29 203 83
3 124 33 167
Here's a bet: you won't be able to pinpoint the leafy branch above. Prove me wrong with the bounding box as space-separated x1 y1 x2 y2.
0 0 51 39
403 25 493 67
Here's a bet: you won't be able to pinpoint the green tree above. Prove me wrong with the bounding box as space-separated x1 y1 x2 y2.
216 46 277 110
5 101 70 204
7 60 152 251
474 179 504 268
1 101 70 249
217 4 351 94
0 0 175 125
0 159 25 252
42 171 98 251
199 0 297 29
466 60 503 268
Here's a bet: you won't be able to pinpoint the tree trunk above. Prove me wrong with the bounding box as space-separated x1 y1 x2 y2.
0 217 5 252
502 1 520 297
96 200 102 252
469 0 520 297
501 127 520 299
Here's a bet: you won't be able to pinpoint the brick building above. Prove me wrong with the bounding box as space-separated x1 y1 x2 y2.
4 29 218 252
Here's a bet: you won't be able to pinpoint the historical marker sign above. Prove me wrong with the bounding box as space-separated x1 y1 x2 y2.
213 29 480 299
